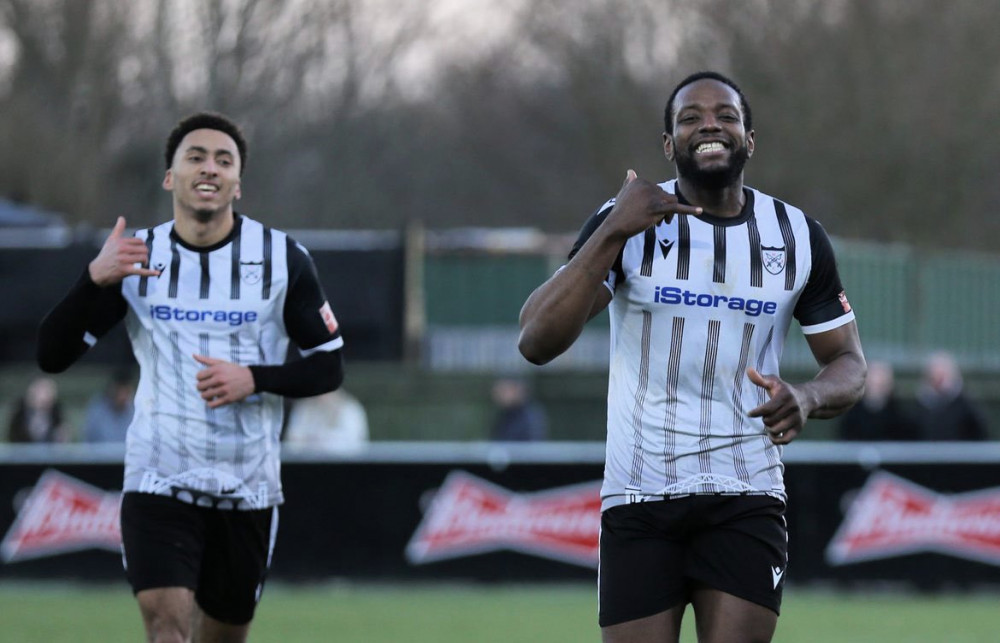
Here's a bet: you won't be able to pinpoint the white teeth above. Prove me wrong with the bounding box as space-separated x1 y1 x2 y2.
696 142 725 154
196 184 218 192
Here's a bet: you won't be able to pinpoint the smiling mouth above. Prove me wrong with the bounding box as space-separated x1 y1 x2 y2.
694 142 727 154
194 184 220 197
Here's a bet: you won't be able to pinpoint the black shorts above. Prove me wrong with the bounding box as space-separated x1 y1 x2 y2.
120 492 278 625
598 494 787 628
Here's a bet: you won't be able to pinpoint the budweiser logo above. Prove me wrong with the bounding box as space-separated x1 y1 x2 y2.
1 469 122 563
406 471 601 568
826 471 1000 567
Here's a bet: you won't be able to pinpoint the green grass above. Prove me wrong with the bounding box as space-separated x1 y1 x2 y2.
1 582 998 642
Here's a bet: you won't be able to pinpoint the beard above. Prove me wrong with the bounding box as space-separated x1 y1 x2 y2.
675 143 750 191
192 206 219 223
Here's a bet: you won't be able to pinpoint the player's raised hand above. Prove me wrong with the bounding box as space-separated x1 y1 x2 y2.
605 169 703 240
193 354 256 409
746 367 810 445
88 217 161 286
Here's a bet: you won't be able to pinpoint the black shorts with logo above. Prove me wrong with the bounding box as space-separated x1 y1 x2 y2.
120 492 278 625
598 494 787 628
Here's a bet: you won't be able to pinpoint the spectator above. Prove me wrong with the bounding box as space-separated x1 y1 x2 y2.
915 351 989 441
838 361 919 441
489 377 548 442
83 368 135 443
284 388 369 453
7 376 69 443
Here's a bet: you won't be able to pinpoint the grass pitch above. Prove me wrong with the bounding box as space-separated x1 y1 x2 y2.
1 582 997 642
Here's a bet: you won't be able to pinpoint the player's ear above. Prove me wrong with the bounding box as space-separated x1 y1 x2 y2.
234 179 241 201
746 130 755 158
663 132 674 162
162 169 173 191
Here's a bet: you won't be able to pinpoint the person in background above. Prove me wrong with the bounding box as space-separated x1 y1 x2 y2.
7 375 69 443
284 388 369 453
489 377 549 442
915 351 989 441
82 368 136 443
838 360 919 441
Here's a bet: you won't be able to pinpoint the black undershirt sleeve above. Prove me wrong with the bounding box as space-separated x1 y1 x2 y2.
249 349 343 398
247 237 344 397
37 269 128 373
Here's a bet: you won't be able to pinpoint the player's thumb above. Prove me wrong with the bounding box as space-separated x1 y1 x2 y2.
622 169 638 187
746 367 770 390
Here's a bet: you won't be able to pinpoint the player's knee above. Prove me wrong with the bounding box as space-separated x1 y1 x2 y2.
140 607 192 643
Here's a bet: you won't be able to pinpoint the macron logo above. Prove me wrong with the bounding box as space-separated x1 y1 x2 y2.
658 238 674 260
771 565 784 589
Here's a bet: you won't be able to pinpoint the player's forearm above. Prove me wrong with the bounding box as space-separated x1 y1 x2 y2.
802 351 867 419
518 229 621 365
37 270 125 373
249 349 343 398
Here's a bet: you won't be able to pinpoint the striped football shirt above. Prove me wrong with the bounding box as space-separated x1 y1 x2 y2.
568 180 855 511
120 214 343 509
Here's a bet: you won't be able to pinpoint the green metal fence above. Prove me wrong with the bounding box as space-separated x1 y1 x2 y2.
423 237 1000 372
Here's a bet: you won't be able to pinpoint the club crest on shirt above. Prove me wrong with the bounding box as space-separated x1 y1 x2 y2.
240 260 263 285
761 245 786 275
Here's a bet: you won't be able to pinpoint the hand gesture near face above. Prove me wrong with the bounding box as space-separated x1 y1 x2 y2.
604 170 703 240
88 217 161 286
746 367 810 445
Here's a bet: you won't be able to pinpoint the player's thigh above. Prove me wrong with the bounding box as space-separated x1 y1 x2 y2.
690 586 777 643
686 496 787 615
120 492 205 593
599 503 688 632
195 505 278 626
601 606 686 643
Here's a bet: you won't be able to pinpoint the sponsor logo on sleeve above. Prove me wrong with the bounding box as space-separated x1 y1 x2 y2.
826 471 1000 567
319 301 338 334
838 290 852 313
0 470 121 563
405 471 602 568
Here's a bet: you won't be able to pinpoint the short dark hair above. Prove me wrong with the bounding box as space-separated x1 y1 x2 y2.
663 71 752 135
164 112 248 175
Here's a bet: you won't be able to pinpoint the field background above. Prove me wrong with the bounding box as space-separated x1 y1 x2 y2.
2 582 998 642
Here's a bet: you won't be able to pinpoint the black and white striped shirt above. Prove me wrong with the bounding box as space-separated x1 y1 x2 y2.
118 215 343 509
569 181 855 511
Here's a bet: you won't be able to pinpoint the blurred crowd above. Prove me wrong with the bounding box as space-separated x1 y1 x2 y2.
837 351 990 442
3 350 994 445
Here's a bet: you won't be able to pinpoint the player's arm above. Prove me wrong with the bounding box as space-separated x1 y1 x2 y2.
195 239 344 409
518 171 702 365
748 218 867 444
37 217 156 373
747 322 866 444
